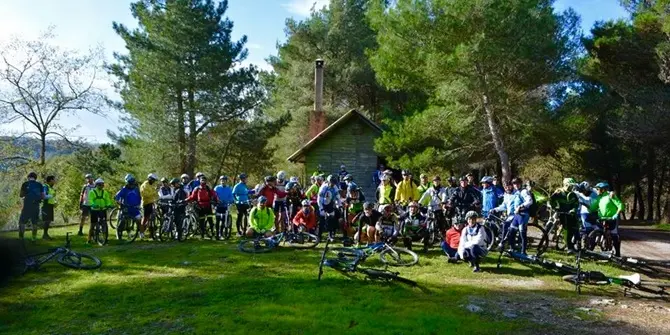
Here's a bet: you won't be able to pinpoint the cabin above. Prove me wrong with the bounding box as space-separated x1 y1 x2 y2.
287 109 383 199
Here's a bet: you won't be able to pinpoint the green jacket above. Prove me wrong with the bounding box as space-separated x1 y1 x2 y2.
549 189 579 213
44 184 56 205
250 206 275 232
592 193 624 219
417 183 431 206
88 188 114 211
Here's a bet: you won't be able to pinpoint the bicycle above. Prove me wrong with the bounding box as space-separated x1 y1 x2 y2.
92 208 113 246
216 204 233 239
579 249 670 279
586 220 613 253
317 238 417 286
22 233 102 273
563 271 669 298
238 229 320 253
158 201 187 242
423 210 443 248
540 208 566 251
483 213 504 251
116 206 140 243
334 239 418 267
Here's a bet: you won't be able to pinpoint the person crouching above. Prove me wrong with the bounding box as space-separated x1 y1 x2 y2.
458 211 488 272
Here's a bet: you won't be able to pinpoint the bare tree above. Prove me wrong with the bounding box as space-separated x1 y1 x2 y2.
0 28 107 165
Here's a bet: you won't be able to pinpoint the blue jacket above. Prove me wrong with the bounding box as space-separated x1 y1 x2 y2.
187 180 200 193
495 190 521 218
115 186 142 207
480 186 497 216
232 182 249 204
214 185 234 206
21 180 44 205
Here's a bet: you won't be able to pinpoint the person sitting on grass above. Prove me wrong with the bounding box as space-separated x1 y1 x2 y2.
292 199 317 234
246 196 275 238
458 211 488 272
442 220 464 263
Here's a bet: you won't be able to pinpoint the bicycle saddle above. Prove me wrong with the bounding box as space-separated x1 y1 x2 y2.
618 273 641 285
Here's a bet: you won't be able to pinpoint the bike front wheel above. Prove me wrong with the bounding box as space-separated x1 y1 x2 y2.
94 220 108 246
552 224 566 251
238 238 275 253
287 232 319 249
359 268 417 286
117 218 139 244
379 247 419 267
108 208 119 229
57 252 102 270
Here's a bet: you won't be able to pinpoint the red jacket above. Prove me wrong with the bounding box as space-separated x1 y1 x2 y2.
258 184 287 206
445 227 462 249
188 185 219 208
292 206 317 230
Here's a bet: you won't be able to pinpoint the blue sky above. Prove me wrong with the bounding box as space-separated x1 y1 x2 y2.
0 0 627 143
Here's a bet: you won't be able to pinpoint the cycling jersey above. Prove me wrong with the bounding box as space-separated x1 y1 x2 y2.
419 186 446 211
188 185 219 208
115 186 142 207
275 179 287 202
79 183 95 207
140 181 158 206
376 213 399 237
249 206 275 232
445 226 462 249
376 184 395 205
395 180 420 205
592 193 624 219
450 187 479 212
494 190 520 218
232 182 250 204
88 188 113 211
317 184 340 213
417 183 431 206
159 186 174 201
43 184 56 205
549 189 579 213
20 180 43 205
480 186 497 216
346 193 366 214
214 185 234 206
292 206 317 230
400 212 426 233
305 184 320 205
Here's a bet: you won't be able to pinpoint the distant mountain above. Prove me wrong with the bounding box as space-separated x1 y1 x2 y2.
0 136 93 167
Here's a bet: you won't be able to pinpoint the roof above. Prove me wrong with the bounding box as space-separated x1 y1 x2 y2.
287 109 383 163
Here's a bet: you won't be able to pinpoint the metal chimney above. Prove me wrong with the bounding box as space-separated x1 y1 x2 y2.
314 59 324 112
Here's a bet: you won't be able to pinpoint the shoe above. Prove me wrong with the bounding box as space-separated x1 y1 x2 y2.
567 249 576 255
77 231 84 236
447 258 458 264
473 266 481 273
139 232 145 239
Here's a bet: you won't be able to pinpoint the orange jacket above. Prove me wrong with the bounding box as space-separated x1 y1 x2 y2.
445 227 462 249
292 206 317 230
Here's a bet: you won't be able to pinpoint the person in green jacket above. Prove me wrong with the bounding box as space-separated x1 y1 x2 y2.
592 182 624 257
247 195 276 238
87 178 114 244
41 175 57 240
549 177 580 253
417 174 432 208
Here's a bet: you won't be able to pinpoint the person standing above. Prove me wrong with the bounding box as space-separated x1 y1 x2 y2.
78 174 95 236
19 172 45 241
140 173 159 239
549 178 580 253
41 176 57 240
214 175 234 240
233 173 251 236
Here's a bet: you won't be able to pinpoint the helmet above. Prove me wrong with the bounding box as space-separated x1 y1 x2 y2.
380 174 389 181
180 173 190 179
286 181 297 190
465 210 479 220
492 175 498 180
524 180 536 188
401 169 410 176
94 178 105 185
347 183 359 191
277 171 286 180
219 175 228 181
315 175 324 182
383 169 393 175
125 174 135 183
363 202 374 210
580 181 590 189
195 172 204 178
459 176 468 182
595 182 609 190
27 172 38 179
265 175 277 183
238 173 247 180
340 164 346 169
290 176 299 183
147 173 158 181
343 174 353 181
170 178 180 185
327 174 338 184
419 174 427 179
301 199 310 207
563 177 576 186
160 177 168 183
408 201 419 208
466 172 473 177
511 177 522 184
480 176 493 184
434 176 442 181
380 204 393 212
85 173 93 179
257 196 268 204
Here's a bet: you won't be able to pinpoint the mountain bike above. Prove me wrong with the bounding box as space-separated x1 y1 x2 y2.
158 201 187 242
238 229 320 253
22 233 102 273
93 208 113 246
116 206 139 243
580 249 670 279
563 272 669 297
216 204 233 239
586 221 613 253
541 208 566 251
483 213 504 251
108 207 120 230
424 209 443 247
318 238 416 286
332 239 418 267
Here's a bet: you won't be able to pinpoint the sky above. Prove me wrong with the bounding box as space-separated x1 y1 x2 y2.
0 0 627 144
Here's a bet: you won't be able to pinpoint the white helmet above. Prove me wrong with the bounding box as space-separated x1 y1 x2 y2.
195 172 204 178
180 173 190 179
290 176 299 183
277 171 286 180
147 173 158 181
94 178 105 185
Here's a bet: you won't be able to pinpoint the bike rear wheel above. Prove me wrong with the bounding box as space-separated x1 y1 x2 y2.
379 247 419 267
117 218 139 243
94 219 108 246
286 232 319 249
359 268 417 286
552 224 566 251
57 251 102 270
527 224 548 256
238 238 275 253
159 217 176 242
588 229 612 253
108 208 119 229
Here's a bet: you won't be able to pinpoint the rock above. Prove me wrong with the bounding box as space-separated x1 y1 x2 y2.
182 261 191 266
577 307 591 312
466 304 483 313
503 312 518 318
589 298 615 306
620 305 629 309
573 316 582 320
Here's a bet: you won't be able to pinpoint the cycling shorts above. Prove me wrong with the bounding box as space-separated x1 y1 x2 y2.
273 200 287 213
143 204 154 218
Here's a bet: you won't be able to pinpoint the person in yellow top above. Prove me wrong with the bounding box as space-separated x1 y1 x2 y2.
87 178 114 244
376 175 395 206
247 195 275 238
140 173 159 238
395 170 420 209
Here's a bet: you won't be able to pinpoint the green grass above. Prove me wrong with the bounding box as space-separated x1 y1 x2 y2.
0 225 630 334
653 223 670 231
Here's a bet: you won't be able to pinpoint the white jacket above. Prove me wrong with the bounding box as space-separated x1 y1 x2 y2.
458 224 488 259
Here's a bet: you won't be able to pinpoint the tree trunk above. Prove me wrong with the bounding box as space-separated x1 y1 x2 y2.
656 158 667 220
176 89 186 173
632 187 638 219
186 88 197 176
665 198 670 224
481 94 511 183
636 180 645 220
39 132 47 166
646 148 655 221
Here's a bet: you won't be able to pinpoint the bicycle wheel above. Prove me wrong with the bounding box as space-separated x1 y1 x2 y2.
94 219 108 246
238 238 275 253
588 230 610 252
553 224 566 251
108 208 119 229
360 268 417 286
118 218 139 243
159 217 174 242
526 224 547 255
287 232 319 249
483 226 495 251
379 247 419 267
57 251 102 270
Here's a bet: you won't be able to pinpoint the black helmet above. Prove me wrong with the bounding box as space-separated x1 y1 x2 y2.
265 175 277 183
239 173 247 180
160 177 168 183
511 177 522 184
459 176 468 182
327 174 338 184
27 172 37 179
401 169 410 176
363 202 373 210
170 178 180 185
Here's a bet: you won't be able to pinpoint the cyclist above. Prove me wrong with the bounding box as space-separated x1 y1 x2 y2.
480 176 497 218
352 202 382 245
158 177 174 216
187 172 204 192
274 171 289 232
466 173 479 192
395 170 420 210
41 175 56 240
509 177 534 254
492 175 505 204
418 176 447 234
233 173 251 236
187 175 219 239
592 182 624 257
306 175 323 214
247 195 275 238
318 175 341 240
442 220 464 262
573 181 598 234
87 178 114 244
292 199 317 234
549 178 580 253
375 204 400 243
286 181 304 224
449 176 480 222
417 174 432 208
115 174 143 240
444 176 459 224
181 174 192 193
18 172 44 241
170 178 188 239
343 174 355 189
78 174 96 236
338 164 349 189
140 173 160 239
376 174 395 207
343 184 366 238
373 164 385 187
214 176 234 240
399 201 428 252
493 181 518 250
458 211 488 272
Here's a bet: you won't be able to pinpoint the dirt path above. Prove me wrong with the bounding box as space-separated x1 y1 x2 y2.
620 224 670 260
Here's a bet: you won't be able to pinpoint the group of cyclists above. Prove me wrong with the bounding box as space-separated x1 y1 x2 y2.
17 164 625 270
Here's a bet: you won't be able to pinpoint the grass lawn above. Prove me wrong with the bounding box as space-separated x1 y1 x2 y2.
0 225 639 334
653 223 670 231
